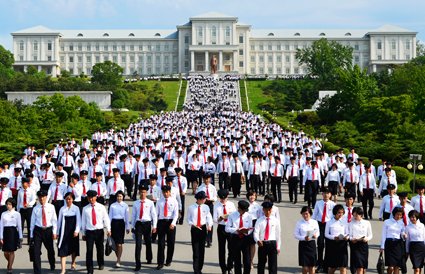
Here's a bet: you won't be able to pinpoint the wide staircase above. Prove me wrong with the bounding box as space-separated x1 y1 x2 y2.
183 74 241 112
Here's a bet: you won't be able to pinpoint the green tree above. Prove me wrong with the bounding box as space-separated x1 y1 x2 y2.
0 45 15 80
91 61 123 88
296 38 353 89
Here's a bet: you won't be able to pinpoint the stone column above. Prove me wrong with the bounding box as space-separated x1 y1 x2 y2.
233 51 237 72
205 51 209 72
219 51 223 72
190 51 195 72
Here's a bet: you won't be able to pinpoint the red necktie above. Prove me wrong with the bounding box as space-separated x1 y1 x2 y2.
92 204 97 226
312 169 315 181
350 170 353 183
420 196 424 217
65 156 68 166
168 151 171 160
136 163 139 174
197 205 201 227
145 167 148 180
123 162 126 174
23 190 27 207
402 206 407 226
253 162 256 174
321 202 327 223
97 183 101 196
274 164 277 177
83 182 86 196
206 186 210 199
291 165 294 177
223 204 227 215
0 190 2 204
235 161 238 173
239 214 244 238
264 217 270 240
164 198 168 217
390 197 394 213
222 161 225 172
359 167 362 176
204 154 206 163
92 165 96 178
113 179 117 192
162 178 165 187
14 178 18 189
42 205 47 227
178 159 180 168
108 164 112 176
348 208 352 222
155 169 158 176
44 170 48 180
54 184 59 201
139 201 144 219
298 160 301 168
178 178 183 194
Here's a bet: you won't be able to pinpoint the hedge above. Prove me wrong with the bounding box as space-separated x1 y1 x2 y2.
392 166 411 185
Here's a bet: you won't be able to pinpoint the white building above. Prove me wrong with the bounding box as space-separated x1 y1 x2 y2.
11 12 417 77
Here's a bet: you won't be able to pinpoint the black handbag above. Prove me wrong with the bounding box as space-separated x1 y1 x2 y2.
105 236 116 256
376 252 385 274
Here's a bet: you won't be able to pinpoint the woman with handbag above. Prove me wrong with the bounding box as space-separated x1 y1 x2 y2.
293 206 319 274
0 198 23 274
108 190 130 268
57 192 81 273
348 207 373 274
405 210 425 274
379 207 406 274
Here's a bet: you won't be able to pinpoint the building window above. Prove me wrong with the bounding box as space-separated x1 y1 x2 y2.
259 56 264 63
155 55 160 63
268 55 273 62
130 56 135 62
250 56 255 62
130 45 134 51
184 61 189 68
47 41 52 51
147 55 152 63
47 56 52 61
60 56 65 62
211 26 217 43
198 27 203 37
121 45 125 51
33 41 38 51
285 44 289 50
185 49 189 56
268 44 272 50
239 35 244 44
239 49 243 55
69 56 74 62
164 55 169 63
113 56 118 63
294 44 299 50
104 45 108 51
286 68 290 74
156 44 160 51
87 68 91 75
391 40 396 50
354 56 360 62
147 45 152 51
19 41 24 51
354 44 359 50
259 45 264 51
251 45 255 50
86 44 91 51
95 44 100 51
285 55 290 62
113 45 117 51
103 55 108 61
277 45 281 50
259 67 264 74
377 55 382 60
121 56 126 63
405 40 411 50
392 55 396 60
78 56 82 62
277 56 282 62
251 68 255 74
86 56 91 63
239 61 244 67
95 56 100 63
69 44 73 51
164 44 169 51
377 41 382 50
69 68 73 75
277 67 281 74
406 54 411 60
184 35 189 44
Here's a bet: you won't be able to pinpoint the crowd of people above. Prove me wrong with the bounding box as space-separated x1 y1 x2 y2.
0 76 424 274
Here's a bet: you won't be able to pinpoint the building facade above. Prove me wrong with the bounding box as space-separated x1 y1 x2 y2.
11 12 417 77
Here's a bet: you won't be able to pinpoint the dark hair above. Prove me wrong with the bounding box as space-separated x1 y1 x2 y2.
352 206 364 216
115 190 124 197
408 209 420 219
246 190 257 199
64 192 75 200
264 194 275 203
332 204 345 215
5 198 16 208
392 206 404 217
300 206 313 215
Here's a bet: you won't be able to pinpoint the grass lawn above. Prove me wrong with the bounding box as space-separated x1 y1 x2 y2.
245 80 273 114
131 80 181 111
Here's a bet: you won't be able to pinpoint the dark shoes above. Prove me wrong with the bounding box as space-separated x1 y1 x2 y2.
156 265 164 270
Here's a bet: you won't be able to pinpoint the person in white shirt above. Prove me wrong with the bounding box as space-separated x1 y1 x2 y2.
325 163 341 203
57 192 81 273
254 201 281 274
108 190 130 268
213 189 236 273
405 210 425 273
230 153 245 198
409 185 425 224
90 172 107 205
359 163 376 220
293 206 320 274
187 191 213 274
132 185 157 271
81 190 111 274
173 168 188 225
30 190 58 274
285 156 300 204
348 207 373 274
106 168 125 206
17 178 36 244
147 174 161 203
379 184 400 221
0 198 23 274
196 174 217 247
378 168 398 197
48 172 68 216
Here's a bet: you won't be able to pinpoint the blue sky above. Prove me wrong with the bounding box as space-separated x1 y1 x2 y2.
1 0 424 51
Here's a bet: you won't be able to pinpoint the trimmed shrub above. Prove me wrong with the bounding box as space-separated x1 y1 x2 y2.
410 177 425 192
392 166 411 185
372 159 382 169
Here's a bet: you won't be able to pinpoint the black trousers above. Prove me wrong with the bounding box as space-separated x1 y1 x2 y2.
244 171 250 192
121 174 133 198
317 222 327 269
191 225 207 274
33 226 55 274
157 219 176 265
63 166 73 183
257 241 278 274
345 182 357 199
178 195 185 225
260 172 267 195
52 200 64 216
85 229 104 274
270 177 282 202
217 224 233 272
250 175 261 194
20 207 33 241
135 221 152 267
362 189 374 218
299 171 304 194
230 235 251 274
231 173 242 197
132 174 140 200
205 201 214 243
288 177 299 202
219 172 229 190
305 180 319 208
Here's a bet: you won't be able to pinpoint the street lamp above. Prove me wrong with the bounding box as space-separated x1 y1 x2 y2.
407 154 423 193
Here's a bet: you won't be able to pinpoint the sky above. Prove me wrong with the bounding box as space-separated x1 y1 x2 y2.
1 0 424 51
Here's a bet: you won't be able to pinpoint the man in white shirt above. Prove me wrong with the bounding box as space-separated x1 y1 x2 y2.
81 190 111 274
173 168 187 225
18 178 37 244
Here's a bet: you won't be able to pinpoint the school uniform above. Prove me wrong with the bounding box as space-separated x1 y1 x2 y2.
248 161 262 194
293 218 320 267
156 196 179 266
196 183 217 245
324 218 349 268
17 187 37 242
348 219 372 269
0 209 23 252
132 198 157 268
187 203 213 274
217 159 231 190
48 182 68 216
57 204 81 257
108 201 130 244
173 176 188 225
118 161 133 198
410 194 425 223
325 170 340 196
89 181 108 205
78 179 92 208
379 194 400 220
106 177 125 206
342 168 359 198
405 222 425 269
30 202 58 274
303 166 321 208
312 199 335 270
81 202 111 274
230 160 244 197
359 172 377 219
285 163 299 203
254 215 281 274
380 218 405 267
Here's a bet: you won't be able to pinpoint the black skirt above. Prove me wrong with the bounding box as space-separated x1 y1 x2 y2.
409 241 425 269
325 238 348 268
350 241 369 269
384 239 404 267
328 181 339 195
2 226 19 252
58 215 80 257
298 240 317 267
111 219 125 244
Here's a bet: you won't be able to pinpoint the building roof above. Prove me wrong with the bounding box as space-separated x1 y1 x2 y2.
190 12 237 21
367 24 417 34
12 25 61 35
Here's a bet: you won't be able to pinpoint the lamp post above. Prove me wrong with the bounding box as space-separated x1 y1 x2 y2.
407 154 423 193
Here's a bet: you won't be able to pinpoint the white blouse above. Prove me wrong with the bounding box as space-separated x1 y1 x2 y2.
108 201 131 230
293 218 320 241
380 218 405 249
0 210 23 239
406 222 425 252
348 219 373 241
325 218 349 240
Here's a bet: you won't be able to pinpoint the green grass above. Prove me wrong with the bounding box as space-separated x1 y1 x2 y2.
239 80 248 111
176 80 187 111
245 80 272 114
129 80 180 111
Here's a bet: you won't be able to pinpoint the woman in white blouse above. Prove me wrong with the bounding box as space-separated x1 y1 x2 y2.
379 207 406 274
325 163 341 203
405 210 425 274
108 190 130 268
0 198 23 274
348 207 372 274
57 192 81 274
293 206 320 274
246 190 261 269
324 204 349 274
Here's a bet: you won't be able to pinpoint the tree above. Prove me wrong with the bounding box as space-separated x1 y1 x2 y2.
296 38 353 89
91 61 123 88
0 45 14 70
417 40 425 57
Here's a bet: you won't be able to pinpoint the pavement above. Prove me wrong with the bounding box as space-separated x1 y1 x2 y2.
8 183 404 274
